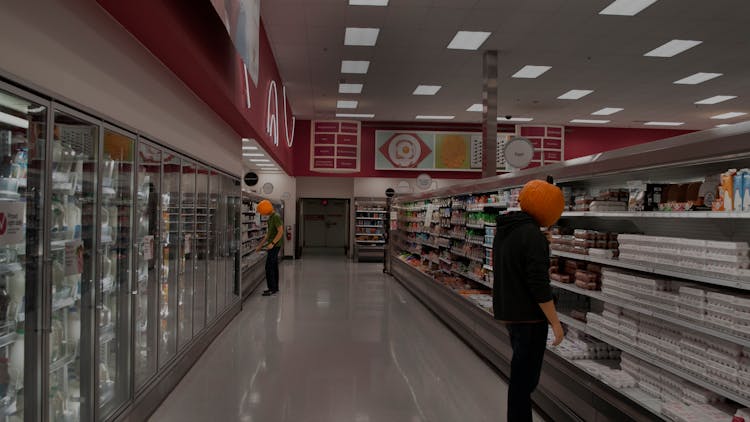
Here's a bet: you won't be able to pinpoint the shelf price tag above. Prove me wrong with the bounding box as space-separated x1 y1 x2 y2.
0 201 25 246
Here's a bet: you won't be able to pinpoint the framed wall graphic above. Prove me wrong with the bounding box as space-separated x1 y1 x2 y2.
310 120 361 173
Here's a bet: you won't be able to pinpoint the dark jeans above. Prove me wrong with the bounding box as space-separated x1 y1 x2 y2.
265 247 280 291
507 322 548 422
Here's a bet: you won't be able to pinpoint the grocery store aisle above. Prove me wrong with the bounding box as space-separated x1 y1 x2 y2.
150 253 541 422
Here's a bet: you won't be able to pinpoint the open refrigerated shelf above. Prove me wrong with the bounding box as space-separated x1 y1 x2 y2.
390 125 750 421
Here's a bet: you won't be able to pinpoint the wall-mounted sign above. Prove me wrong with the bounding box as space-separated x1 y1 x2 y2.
504 137 535 169
244 172 259 186
375 125 564 172
310 120 361 173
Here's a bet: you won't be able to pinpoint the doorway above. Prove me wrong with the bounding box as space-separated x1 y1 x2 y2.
299 198 350 255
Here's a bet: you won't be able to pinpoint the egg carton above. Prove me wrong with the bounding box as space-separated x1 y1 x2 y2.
705 360 738 384
706 349 741 369
681 383 723 405
680 357 707 377
637 380 662 399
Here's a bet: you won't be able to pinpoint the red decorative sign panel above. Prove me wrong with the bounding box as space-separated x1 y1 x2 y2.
310 120 361 173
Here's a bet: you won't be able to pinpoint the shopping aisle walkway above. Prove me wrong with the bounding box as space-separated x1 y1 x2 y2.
150 253 542 422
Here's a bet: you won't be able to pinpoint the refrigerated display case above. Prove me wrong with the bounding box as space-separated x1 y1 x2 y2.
0 77 243 421
353 197 388 262
389 125 750 421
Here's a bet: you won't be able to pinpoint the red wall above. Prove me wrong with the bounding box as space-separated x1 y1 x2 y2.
293 120 693 178
96 0 295 173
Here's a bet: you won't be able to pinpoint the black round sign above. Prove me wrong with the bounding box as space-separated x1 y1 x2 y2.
244 172 259 187
385 188 395 198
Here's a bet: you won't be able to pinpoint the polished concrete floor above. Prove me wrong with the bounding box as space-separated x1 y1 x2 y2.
150 252 542 422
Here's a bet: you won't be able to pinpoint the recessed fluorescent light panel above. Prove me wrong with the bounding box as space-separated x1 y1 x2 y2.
349 0 388 5
695 95 737 105
243 153 265 157
336 100 358 109
341 60 370 74
600 0 658 16
339 83 363 94
716 124 731 128
592 107 623 115
558 90 594 100
416 115 455 120
413 85 441 95
345 27 380 46
645 39 702 57
497 117 534 122
250 159 271 163
467 103 483 112
711 112 747 120
674 72 722 85
571 119 610 124
512 65 551 79
336 113 375 118
242 145 258 150
644 121 684 126
447 31 491 50
256 164 275 167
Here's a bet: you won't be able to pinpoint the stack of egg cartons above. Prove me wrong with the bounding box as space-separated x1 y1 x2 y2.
705 240 750 277
740 348 750 391
662 403 735 422
704 338 743 393
637 319 662 356
679 333 709 376
681 382 723 405
619 309 639 344
600 268 637 303
678 285 706 321
736 297 750 338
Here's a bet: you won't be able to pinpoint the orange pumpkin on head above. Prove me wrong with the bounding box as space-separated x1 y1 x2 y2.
257 200 274 216
519 179 565 227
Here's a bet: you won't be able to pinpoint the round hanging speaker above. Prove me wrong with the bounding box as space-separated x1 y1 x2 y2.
244 172 259 186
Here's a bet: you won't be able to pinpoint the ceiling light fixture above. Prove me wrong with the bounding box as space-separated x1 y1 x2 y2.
447 31 491 50
695 95 737 105
336 113 375 118
600 0 658 16
0 111 29 129
512 65 552 78
644 121 684 126
242 145 258 150
345 27 380 46
467 104 483 112
349 0 388 5
337 100 359 109
497 117 534 122
558 89 594 100
243 153 265 157
256 163 275 167
711 112 747 120
674 72 722 85
571 119 610 124
716 124 731 128
645 39 702 57
250 159 271 163
592 107 624 115
413 85 441 95
341 60 370 74
339 83 363 94
416 115 455 120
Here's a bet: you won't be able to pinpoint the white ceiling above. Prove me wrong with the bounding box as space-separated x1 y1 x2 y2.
261 0 750 130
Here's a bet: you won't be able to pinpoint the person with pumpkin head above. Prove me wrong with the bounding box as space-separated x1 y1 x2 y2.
255 200 284 296
492 179 565 422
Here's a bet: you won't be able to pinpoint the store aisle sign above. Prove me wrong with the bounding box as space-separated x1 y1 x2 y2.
0 202 24 246
310 120 361 173
375 125 565 172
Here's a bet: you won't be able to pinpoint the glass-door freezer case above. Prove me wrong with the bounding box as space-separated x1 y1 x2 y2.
0 79 243 421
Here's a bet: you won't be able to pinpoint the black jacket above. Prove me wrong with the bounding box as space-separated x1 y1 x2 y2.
492 212 552 321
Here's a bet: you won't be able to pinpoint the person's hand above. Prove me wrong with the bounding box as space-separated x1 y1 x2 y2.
551 322 564 346
265 243 274 250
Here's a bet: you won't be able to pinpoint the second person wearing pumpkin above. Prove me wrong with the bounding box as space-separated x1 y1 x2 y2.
492 179 565 422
